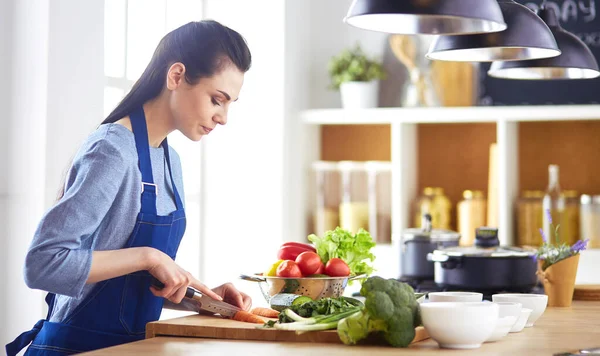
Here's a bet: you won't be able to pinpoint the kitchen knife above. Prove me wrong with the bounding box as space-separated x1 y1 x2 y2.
150 277 241 318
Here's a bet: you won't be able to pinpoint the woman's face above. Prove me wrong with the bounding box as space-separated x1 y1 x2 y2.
168 62 245 141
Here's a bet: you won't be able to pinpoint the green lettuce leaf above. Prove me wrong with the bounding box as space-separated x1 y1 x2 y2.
308 227 376 276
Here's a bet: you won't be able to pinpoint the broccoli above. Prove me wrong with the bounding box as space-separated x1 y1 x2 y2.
337 276 420 348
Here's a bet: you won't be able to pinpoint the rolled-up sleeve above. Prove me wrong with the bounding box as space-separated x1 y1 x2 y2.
24 135 127 298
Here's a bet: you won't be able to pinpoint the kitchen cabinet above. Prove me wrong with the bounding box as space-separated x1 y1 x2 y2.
80 301 600 355
302 105 600 279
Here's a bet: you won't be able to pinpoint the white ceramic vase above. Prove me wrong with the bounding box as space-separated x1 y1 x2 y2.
339 80 379 109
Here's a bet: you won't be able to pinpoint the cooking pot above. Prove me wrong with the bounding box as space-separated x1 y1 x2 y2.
427 227 537 292
400 214 461 280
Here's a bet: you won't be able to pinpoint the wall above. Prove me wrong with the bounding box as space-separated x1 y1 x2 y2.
307 0 388 109
0 0 13 342
200 0 286 304
1 0 105 346
4 0 49 346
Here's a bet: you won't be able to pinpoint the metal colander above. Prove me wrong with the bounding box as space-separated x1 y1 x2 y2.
240 274 366 302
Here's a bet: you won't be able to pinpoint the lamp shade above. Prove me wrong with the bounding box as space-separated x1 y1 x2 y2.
488 7 600 79
426 0 561 62
343 0 506 35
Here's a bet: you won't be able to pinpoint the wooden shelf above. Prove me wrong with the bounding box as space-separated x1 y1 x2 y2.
302 105 600 125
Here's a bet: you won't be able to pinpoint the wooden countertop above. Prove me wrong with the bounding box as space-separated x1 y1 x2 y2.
82 301 600 355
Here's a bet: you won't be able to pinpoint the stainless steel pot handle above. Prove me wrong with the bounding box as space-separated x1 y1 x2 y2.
239 274 266 283
427 253 449 263
427 253 462 269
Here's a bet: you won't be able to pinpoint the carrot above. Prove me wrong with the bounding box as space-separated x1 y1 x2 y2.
233 310 265 324
250 307 280 318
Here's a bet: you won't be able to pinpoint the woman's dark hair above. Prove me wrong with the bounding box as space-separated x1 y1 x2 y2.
57 20 251 201
103 19 252 124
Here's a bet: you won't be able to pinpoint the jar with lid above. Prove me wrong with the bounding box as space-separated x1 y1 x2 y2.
457 190 487 246
365 161 392 244
311 161 341 236
338 161 369 234
517 190 544 247
580 195 600 248
561 190 580 246
413 187 451 230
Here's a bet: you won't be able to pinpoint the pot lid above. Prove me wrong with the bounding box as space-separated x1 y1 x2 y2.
432 245 535 258
403 214 461 242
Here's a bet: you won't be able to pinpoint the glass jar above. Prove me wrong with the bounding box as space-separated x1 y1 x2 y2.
413 187 451 230
338 161 369 235
365 161 392 244
580 195 600 248
457 190 487 246
516 190 545 247
561 190 580 246
311 161 341 236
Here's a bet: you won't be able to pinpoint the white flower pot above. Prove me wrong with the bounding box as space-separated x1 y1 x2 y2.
339 80 379 109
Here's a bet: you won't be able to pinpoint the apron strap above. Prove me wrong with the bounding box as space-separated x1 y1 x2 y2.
130 107 157 215
5 293 55 356
161 139 184 210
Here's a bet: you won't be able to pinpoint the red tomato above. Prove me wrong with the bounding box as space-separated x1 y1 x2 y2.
277 246 307 261
295 251 322 276
281 242 317 253
325 258 350 277
315 263 325 275
276 260 303 278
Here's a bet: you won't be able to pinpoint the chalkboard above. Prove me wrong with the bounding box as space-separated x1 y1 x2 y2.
478 0 600 105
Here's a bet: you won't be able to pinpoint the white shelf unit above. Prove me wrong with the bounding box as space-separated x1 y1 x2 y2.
300 105 600 278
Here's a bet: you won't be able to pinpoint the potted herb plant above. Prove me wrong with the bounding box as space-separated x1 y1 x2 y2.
328 44 386 109
536 209 589 307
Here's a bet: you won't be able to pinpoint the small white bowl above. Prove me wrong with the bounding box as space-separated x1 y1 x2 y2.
492 294 548 327
420 302 499 349
485 316 517 342
428 291 483 303
494 302 522 327
510 308 533 333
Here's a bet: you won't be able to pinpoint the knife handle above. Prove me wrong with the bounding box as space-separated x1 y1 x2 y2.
150 277 195 299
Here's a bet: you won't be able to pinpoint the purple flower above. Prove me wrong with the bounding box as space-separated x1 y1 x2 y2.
539 228 548 244
545 209 553 224
571 239 590 253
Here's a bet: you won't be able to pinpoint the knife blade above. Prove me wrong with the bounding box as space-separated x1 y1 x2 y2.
150 277 241 318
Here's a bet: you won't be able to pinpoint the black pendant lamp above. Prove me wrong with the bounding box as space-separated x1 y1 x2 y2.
344 0 507 35
488 6 600 79
426 0 561 62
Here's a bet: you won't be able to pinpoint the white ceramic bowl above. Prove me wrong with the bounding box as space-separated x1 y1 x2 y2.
485 316 518 342
420 302 499 349
494 302 522 326
492 294 548 327
428 292 483 303
510 308 533 333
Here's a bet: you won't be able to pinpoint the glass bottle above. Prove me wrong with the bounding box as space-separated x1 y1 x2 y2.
542 165 565 245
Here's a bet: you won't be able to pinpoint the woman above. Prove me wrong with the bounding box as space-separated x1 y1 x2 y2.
6 19 252 355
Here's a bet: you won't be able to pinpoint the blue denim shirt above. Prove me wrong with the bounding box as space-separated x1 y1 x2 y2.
24 123 184 322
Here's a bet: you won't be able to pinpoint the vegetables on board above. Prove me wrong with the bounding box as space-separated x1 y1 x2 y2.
277 296 364 323
233 310 265 324
250 307 280 318
269 293 314 312
337 276 420 348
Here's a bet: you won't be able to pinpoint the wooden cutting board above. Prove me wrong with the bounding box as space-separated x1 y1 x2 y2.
146 315 429 345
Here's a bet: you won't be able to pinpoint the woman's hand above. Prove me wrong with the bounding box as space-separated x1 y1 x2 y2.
210 283 252 311
146 248 222 304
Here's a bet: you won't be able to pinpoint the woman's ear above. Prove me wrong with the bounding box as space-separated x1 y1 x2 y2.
166 62 186 90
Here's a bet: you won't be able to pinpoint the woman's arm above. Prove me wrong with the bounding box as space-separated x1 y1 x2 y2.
86 247 154 284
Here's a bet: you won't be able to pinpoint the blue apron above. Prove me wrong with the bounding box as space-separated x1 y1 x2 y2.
6 107 187 355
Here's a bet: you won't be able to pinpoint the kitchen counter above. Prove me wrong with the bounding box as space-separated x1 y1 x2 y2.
82 301 600 355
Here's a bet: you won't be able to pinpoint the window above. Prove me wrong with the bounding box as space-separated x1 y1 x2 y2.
103 0 204 117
